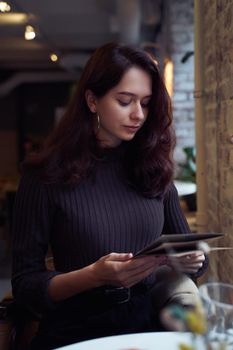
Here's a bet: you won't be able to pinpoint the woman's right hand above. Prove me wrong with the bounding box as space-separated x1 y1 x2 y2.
48 253 167 302
90 252 167 288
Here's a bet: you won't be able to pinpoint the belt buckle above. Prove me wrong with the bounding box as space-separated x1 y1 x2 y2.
104 286 131 304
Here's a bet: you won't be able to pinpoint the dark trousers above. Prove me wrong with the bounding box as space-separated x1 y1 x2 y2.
30 269 199 350
30 284 153 350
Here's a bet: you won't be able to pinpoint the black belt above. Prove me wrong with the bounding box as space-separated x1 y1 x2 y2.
87 283 150 305
103 286 131 304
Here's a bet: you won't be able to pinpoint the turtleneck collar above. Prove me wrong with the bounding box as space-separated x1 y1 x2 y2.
96 143 126 162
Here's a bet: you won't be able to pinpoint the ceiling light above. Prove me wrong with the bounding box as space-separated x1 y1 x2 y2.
24 25 36 40
0 12 28 25
50 53 58 62
0 1 11 12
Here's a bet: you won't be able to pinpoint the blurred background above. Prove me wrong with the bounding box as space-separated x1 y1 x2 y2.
0 0 232 299
0 0 195 168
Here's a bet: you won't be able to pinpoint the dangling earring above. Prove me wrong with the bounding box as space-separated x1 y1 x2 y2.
96 114 100 130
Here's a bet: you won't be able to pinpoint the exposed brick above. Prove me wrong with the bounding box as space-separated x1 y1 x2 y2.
168 0 195 163
201 0 233 284
172 92 189 102
169 0 233 277
173 100 194 109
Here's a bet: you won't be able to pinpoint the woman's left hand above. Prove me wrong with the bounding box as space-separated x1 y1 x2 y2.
167 251 205 274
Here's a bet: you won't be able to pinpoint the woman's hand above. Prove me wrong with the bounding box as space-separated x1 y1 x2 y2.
90 252 167 288
167 251 205 274
48 252 167 302
48 252 205 302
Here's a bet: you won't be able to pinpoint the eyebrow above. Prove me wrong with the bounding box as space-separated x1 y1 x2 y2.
117 92 152 98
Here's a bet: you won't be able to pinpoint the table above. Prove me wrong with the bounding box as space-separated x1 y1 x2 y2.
57 332 204 349
174 180 196 197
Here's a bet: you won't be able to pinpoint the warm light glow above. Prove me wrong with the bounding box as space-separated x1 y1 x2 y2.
164 59 173 97
0 13 28 24
0 1 11 12
50 53 58 62
25 25 36 40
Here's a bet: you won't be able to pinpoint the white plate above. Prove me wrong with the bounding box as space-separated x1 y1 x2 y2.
57 332 204 350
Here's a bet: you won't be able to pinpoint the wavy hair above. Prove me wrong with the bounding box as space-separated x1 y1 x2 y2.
23 42 175 197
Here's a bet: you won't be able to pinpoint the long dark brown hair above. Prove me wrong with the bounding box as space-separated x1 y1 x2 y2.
23 42 175 197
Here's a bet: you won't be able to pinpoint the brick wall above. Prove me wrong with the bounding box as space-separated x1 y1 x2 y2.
168 0 233 283
202 0 233 284
169 0 195 163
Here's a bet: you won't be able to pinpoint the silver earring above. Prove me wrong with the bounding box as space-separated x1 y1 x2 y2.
96 114 100 130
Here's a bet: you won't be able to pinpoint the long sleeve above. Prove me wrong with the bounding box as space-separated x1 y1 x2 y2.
12 172 61 313
162 183 191 235
162 183 208 278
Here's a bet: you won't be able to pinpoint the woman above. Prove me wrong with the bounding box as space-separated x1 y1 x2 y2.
12 42 207 349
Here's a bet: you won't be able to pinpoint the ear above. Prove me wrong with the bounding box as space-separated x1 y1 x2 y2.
85 90 97 113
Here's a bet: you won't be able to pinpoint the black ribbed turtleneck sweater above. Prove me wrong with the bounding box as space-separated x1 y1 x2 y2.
12 147 203 313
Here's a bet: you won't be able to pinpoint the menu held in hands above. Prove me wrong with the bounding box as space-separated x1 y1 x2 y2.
135 232 226 257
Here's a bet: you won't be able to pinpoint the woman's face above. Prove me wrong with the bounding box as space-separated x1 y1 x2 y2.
87 66 152 147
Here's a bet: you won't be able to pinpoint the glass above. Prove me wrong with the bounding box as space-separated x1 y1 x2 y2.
199 282 233 349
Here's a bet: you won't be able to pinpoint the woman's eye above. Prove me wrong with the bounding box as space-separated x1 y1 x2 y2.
141 101 150 108
117 99 150 108
118 100 131 106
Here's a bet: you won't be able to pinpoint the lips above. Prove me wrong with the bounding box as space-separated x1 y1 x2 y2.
123 125 140 132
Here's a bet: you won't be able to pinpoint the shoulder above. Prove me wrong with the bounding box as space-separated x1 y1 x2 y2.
163 182 179 202
15 170 58 210
17 170 53 199
19 169 44 187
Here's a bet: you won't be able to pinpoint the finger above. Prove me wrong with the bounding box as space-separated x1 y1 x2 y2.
184 262 203 268
183 257 205 264
173 255 205 264
126 256 164 273
189 254 205 262
180 268 201 273
179 262 203 272
123 264 156 288
118 261 155 281
125 264 157 280
119 260 157 285
176 251 205 258
188 257 205 263
177 258 204 266
182 266 203 272
186 251 204 257
107 252 133 261
105 258 157 287
166 259 203 272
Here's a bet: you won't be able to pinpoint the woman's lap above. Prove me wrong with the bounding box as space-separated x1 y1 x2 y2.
30 269 199 349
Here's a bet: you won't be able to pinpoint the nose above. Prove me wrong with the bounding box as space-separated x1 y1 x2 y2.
130 102 145 121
